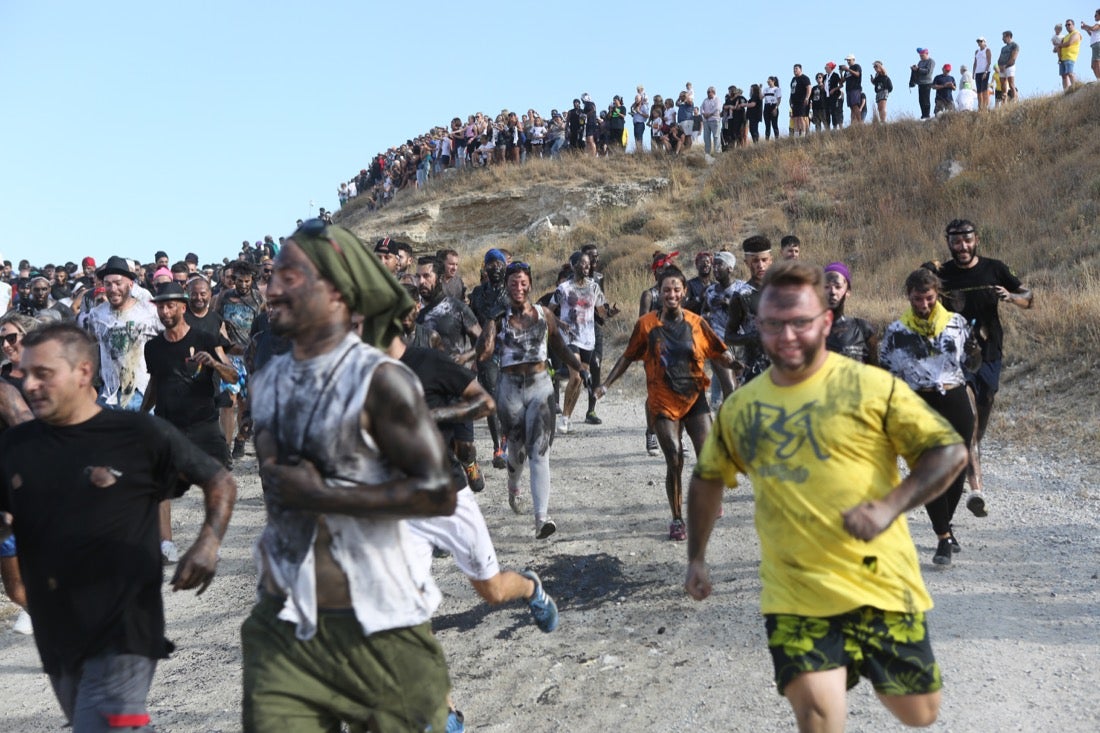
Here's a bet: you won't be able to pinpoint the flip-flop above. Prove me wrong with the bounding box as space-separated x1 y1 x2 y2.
966 493 988 517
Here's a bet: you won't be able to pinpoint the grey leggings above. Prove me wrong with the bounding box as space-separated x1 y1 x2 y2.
496 370 555 524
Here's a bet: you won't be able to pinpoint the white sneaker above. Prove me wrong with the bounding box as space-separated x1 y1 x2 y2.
12 609 32 635
557 416 570 435
161 540 179 565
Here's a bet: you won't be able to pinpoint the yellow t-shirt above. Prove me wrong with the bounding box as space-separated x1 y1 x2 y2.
695 352 962 617
1059 32 1082 62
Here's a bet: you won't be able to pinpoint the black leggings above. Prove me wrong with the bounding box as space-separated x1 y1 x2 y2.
763 105 780 138
919 386 975 535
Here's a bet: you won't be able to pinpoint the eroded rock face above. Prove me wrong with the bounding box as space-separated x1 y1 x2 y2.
343 179 669 251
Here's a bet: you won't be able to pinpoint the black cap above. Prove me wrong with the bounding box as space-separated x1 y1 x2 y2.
151 281 189 302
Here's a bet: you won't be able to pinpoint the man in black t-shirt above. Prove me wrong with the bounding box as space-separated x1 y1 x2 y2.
416 256 485 490
0 323 236 732
840 54 863 125
144 283 238 467
789 64 812 136
823 262 877 365
933 219 1032 516
468 249 510 467
144 283 238 562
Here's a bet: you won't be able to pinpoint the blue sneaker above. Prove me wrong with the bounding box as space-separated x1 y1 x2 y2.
520 569 559 633
446 708 465 733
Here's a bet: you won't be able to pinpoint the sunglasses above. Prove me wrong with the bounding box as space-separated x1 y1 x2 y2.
2 333 20 345
505 261 531 277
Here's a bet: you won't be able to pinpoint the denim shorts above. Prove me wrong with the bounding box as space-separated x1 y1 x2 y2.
1059 60 1076 75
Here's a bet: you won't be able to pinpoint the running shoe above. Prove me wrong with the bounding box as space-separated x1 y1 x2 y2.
948 527 961 553
491 448 506 470
519 569 560 632
464 461 485 492
585 411 602 425
932 537 953 565
446 709 465 733
646 431 659 456
11 609 32 635
161 540 179 565
231 439 246 459
669 519 687 541
557 416 570 435
508 487 523 514
966 493 988 517
535 518 557 540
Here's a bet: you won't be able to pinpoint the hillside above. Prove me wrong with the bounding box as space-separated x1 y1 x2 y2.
340 86 1100 459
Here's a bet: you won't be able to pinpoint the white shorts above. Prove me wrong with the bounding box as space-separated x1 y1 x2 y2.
407 488 500 581
679 120 694 136
1000 64 1016 79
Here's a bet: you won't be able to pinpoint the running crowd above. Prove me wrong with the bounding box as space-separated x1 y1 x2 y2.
0 214 1035 731
337 12 1100 212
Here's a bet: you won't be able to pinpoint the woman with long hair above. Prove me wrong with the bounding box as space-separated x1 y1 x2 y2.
763 77 782 139
747 83 764 142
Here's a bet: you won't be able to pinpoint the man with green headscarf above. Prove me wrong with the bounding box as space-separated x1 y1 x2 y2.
242 220 456 733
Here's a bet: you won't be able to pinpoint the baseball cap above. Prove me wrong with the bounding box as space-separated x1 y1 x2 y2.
82 256 96 268
917 47 929 54
944 64 952 72
845 53 855 60
976 36 986 42
374 237 393 254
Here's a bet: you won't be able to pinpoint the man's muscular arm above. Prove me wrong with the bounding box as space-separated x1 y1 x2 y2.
258 362 456 517
0 381 33 427
432 378 494 424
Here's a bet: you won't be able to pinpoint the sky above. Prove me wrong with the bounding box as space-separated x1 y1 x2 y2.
0 1 1072 270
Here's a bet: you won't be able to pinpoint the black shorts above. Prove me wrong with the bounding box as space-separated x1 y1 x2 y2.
791 101 809 118
655 391 709 422
449 420 475 443
568 346 594 366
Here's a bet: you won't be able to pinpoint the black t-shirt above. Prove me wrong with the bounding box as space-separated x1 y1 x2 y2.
144 328 223 427
791 74 811 105
685 276 710 314
936 257 1023 362
400 346 477 490
826 316 876 364
845 64 863 91
185 308 227 342
417 295 478 360
468 282 508 327
0 410 222 674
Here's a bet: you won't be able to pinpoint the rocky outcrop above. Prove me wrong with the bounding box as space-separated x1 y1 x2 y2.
342 179 669 250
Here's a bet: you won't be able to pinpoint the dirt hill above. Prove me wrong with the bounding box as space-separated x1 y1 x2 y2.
340 85 1100 460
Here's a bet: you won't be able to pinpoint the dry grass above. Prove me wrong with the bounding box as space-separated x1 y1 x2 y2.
356 87 1100 455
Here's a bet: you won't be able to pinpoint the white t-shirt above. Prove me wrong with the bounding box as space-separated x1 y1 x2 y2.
552 277 607 351
86 297 163 404
0 282 11 313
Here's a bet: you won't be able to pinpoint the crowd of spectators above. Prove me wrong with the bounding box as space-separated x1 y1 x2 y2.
335 19 1075 213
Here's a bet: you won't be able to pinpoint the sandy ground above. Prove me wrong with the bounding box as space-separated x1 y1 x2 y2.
2 383 1099 732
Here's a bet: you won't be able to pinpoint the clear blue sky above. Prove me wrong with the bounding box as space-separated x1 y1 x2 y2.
0 1 1066 269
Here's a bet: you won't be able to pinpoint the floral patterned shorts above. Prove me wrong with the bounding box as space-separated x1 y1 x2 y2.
764 606 942 697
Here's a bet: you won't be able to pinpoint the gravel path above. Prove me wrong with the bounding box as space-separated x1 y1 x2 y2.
2 389 1098 732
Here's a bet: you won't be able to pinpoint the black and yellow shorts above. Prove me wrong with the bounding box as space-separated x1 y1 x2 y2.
764 606 942 697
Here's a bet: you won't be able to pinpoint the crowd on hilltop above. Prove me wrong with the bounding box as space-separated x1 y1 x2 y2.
335 12 1100 213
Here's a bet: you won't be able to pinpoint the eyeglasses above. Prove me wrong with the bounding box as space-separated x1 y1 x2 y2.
2 333 20 345
757 310 828 335
946 230 976 243
505 261 531 277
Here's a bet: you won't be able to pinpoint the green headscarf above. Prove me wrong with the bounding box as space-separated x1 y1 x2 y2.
289 222 414 349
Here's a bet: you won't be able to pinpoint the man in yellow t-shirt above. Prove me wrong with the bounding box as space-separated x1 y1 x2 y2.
685 261 967 731
1057 19 1083 90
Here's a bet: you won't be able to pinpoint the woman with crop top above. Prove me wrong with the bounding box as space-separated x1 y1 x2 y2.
476 261 588 539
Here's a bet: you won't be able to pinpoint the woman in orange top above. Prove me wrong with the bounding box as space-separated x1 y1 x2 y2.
596 267 737 541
